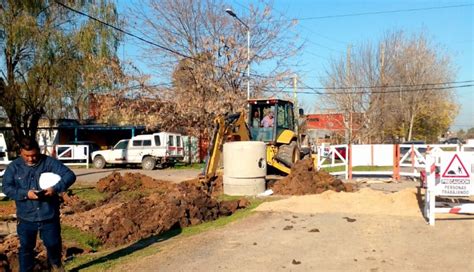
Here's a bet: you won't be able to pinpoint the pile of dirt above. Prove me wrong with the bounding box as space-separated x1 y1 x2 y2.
0 171 245 266
271 158 355 195
63 172 248 247
0 201 16 217
0 236 48 271
0 235 89 271
96 172 174 193
61 193 96 214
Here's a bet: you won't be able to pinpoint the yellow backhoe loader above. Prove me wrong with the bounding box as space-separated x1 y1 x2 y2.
203 98 303 182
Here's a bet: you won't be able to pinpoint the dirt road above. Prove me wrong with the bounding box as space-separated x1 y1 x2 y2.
117 188 474 272
118 211 473 272
72 168 201 185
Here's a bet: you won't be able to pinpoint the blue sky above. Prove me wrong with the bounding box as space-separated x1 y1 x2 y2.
117 0 473 131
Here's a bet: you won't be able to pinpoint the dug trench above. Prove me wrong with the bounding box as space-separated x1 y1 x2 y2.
0 172 247 270
0 158 355 270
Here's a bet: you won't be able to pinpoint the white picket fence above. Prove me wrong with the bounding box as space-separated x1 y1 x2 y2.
54 145 90 168
39 144 90 168
318 144 349 178
318 143 474 180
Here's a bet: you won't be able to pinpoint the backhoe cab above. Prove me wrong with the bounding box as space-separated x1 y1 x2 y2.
247 98 301 174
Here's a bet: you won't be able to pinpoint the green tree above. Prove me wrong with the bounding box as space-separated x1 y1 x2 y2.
413 98 457 143
0 0 123 142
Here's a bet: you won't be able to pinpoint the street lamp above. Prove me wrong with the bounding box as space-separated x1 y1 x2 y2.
225 8 250 100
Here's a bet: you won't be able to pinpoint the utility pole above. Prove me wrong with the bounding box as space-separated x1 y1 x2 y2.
346 44 352 144
379 43 385 144
293 74 299 134
226 9 250 100
293 74 298 108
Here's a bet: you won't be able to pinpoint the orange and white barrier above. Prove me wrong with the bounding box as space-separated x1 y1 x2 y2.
318 143 470 181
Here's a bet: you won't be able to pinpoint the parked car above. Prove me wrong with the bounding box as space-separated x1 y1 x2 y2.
400 141 427 155
441 137 464 145
91 132 185 170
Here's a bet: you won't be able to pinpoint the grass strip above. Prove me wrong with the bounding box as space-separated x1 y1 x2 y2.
65 198 264 271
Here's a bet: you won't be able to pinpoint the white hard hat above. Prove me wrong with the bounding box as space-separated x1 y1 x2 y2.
39 172 61 190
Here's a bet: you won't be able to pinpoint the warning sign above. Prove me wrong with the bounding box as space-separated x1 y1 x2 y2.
436 153 473 196
441 154 470 178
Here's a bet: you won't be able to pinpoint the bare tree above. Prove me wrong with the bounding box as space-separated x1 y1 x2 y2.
128 0 302 136
321 45 372 144
381 31 455 141
322 30 457 143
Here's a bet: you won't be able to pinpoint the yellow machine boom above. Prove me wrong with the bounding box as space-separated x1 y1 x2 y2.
203 99 303 183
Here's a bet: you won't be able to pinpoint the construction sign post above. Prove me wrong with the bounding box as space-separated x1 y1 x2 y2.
425 152 473 226
437 153 473 196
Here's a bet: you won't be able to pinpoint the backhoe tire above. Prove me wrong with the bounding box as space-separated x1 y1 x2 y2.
276 141 299 168
93 156 106 169
142 157 156 170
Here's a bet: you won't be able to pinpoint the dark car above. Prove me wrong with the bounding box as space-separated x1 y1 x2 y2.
400 141 427 156
441 137 464 145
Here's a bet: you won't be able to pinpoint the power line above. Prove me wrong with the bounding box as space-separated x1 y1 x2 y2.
111 77 474 94
55 1 473 91
114 80 474 95
261 83 473 95
294 3 473 21
55 1 270 79
231 0 345 54
55 1 190 59
114 80 472 96
298 80 474 90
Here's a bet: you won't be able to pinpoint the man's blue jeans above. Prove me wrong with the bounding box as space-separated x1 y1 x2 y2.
17 217 62 272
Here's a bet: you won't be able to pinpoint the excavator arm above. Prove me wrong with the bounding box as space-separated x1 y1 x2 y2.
203 112 251 182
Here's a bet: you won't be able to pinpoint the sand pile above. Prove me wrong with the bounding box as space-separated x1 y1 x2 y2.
256 187 421 217
271 158 354 195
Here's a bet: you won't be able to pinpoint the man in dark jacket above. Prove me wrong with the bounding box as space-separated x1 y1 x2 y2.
2 137 76 272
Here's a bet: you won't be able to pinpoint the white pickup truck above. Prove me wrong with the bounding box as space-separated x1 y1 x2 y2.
91 132 185 170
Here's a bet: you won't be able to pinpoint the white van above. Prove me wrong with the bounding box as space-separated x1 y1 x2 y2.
91 132 184 170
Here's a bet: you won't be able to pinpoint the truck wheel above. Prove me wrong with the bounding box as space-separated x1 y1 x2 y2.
276 141 299 168
93 156 106 169
142 157 156 170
